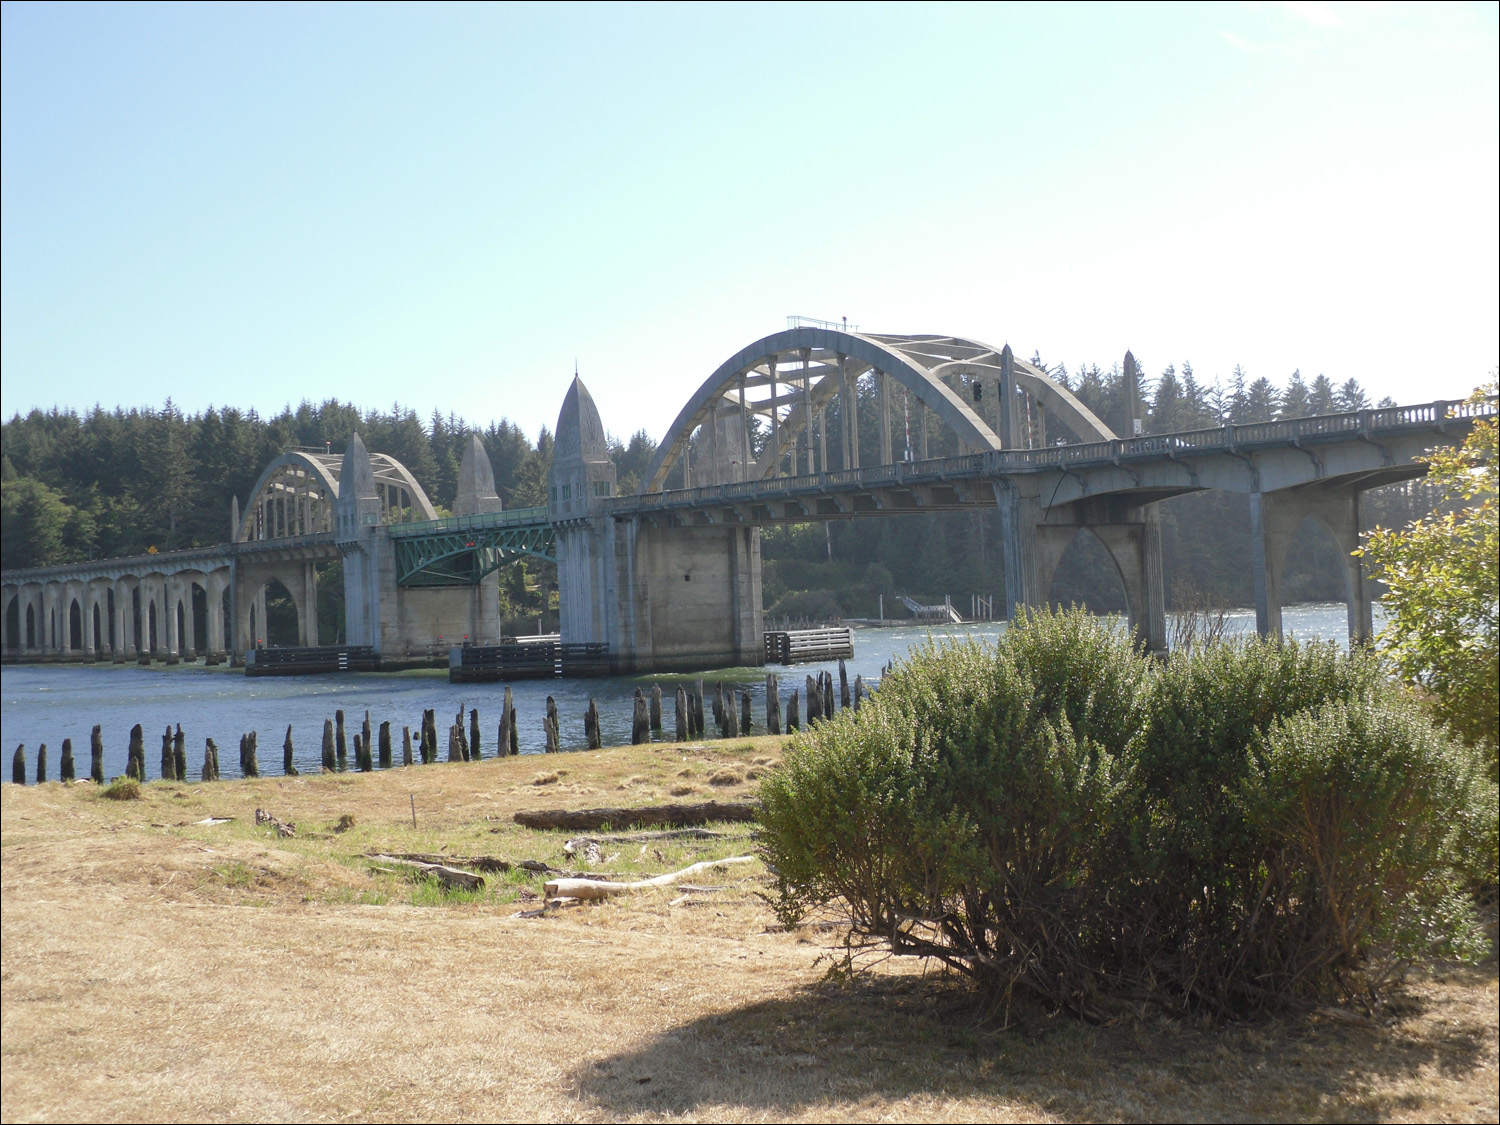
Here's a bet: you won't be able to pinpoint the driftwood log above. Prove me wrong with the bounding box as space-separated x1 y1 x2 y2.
366 854 485 890
372 852 554 874
514 800 759 832
545 856 757 900
563 828 730 853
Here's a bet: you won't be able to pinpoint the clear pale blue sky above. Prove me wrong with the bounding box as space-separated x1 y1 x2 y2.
3 2 1496 442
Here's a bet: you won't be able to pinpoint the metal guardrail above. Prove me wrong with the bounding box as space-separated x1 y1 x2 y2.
388 506 550 537
612 396 1495 514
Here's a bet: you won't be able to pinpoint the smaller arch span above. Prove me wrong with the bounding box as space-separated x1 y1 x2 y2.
237 448 438 542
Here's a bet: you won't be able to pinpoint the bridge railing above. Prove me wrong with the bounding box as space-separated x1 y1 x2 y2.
388 506 550 537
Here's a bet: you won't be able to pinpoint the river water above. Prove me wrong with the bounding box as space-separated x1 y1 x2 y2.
1 602 1377 781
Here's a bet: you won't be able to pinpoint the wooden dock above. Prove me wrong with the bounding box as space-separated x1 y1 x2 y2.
449 641 610 682
245 646 380 676
763 627 855 666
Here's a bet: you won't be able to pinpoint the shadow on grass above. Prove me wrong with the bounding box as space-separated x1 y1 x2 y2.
572 965 1496 1121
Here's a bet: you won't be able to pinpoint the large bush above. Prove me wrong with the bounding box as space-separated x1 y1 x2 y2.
760 610 1496 1018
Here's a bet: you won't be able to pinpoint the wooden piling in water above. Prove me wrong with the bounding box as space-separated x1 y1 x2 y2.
505 687 519 755
161 725 175 781
402 725 413 767
692 680 706 738
469 708 481 760
740 690 752 736
61 738 75 783
447 724 462 762
322 719 336 772
787 691 800 732
128 724 145 782
455 706 469 761
202 739 216 781
766 674 781 735
335 710 347 771
544 697 561 752
632 688 649 745
174 725 187 781
36 744 47 784
650 685 663 732
90 725 104 784
585 699 602 749
854 674 864 711
675 685 689 742
839 660 850 710
497 702 511 761
282 725 297 775
243 732 259 778
13 744 25 785
379 721 392 769
806 676 820 725
362 711 372 767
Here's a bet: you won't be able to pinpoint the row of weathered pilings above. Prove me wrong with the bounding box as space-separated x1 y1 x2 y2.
8 660 872 785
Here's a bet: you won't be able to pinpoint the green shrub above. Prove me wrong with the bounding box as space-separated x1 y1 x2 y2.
760 615 1495 1019
101 777 142 801
762 607 1147 1012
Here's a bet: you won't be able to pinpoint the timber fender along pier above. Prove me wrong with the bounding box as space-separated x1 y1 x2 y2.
3 325 1495 676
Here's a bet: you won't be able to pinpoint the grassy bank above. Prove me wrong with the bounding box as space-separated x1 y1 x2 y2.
2 740 1495 1123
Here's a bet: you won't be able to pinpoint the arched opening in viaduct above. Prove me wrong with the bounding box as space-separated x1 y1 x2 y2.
1048 528 1131 614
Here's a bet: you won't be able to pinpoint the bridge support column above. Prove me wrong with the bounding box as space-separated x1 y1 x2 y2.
181 576 198 659
1250 486 1373 644
997 484 1167 654
299 560 318 646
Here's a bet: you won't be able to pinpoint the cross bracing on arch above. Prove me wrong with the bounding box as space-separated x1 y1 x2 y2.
640 327 1114 494
237 448 438 542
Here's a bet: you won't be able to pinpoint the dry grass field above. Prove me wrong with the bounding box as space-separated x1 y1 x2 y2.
3 738 1496 1123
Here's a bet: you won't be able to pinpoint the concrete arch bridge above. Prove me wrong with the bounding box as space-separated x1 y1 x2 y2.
4 323 1492 672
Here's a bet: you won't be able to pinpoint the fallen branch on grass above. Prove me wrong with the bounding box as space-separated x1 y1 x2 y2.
374 852 557 874
365 854 485 890
254 809 296 837
544 856 758 901
515 801 759 832
561 828 750 854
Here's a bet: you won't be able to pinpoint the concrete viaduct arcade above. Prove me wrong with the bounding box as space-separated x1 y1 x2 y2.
3 325 1490 670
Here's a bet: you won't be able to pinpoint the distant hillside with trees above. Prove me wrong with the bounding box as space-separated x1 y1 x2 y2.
2 360 1449 631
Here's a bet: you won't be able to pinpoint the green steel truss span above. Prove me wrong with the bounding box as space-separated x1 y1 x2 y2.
388 507 555 587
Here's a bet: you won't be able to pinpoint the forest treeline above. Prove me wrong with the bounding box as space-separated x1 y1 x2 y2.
1 358 1451 627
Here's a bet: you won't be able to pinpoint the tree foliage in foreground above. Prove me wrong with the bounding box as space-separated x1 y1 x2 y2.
760 609 1497 1019
1359 383 1498 759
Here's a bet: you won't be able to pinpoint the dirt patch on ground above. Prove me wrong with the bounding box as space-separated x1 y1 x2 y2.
3 739 1495 1123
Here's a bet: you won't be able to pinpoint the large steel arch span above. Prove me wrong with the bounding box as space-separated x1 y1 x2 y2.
237 449 438 542
641 328 1114 494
